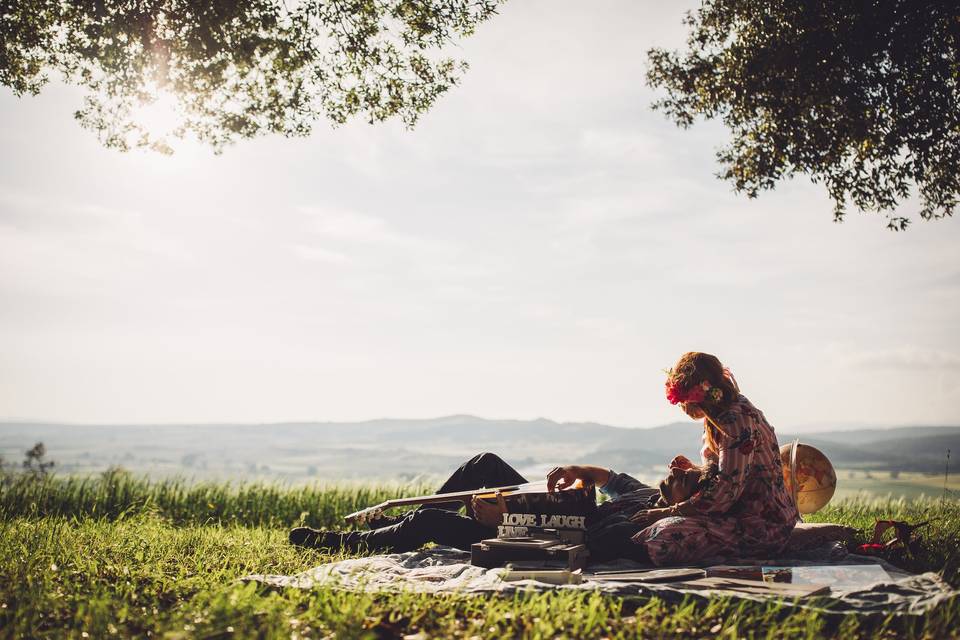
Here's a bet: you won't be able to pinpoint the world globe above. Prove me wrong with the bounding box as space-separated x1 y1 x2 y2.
779 441 837 515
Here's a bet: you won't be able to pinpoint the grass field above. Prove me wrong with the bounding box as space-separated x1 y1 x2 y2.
2 473 959 639
832 470 960 502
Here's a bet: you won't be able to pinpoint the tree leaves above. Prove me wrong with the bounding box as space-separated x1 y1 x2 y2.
646 0 959 229
0 0 501 152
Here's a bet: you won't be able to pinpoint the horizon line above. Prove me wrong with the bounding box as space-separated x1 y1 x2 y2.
1 414 957 433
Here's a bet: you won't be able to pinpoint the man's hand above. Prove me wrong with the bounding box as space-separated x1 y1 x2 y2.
629 507 673 529
546 465 608 492
547 466 582 492
471 490 507 528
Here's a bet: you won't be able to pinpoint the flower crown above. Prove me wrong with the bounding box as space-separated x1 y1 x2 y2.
664 368 724 405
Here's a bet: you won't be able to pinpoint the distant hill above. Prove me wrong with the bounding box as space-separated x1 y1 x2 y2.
0 417 957 481
792 429 960 473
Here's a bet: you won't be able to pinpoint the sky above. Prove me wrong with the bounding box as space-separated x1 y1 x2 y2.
1 1 958 431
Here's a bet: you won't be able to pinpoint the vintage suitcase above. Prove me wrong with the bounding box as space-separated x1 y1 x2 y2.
470 535 589 570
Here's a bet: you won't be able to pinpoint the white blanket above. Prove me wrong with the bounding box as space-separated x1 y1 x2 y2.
244 546 956 615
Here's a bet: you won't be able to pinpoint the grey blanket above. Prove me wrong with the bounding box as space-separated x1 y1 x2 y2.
245 546 957 616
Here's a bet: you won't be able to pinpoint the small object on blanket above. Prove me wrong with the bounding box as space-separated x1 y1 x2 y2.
761 564 890 590
705 565 764 581
681 577 831 598
483 537 560 550
500 526 585 544
500 567 583 585
494 490 596 540
855 520 929 560
705 563 894 592
590 568 706 583
471 536 589 570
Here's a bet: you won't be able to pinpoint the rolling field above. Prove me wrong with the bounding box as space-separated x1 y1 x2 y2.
2 473 959 639
625 468 959 503
832 470 960 501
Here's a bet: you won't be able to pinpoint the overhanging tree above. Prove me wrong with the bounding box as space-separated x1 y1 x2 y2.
646 0 960 229
0 0 500 152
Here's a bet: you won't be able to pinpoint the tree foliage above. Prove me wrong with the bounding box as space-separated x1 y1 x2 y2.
647 0 960 229
22 442 54 478
0 0 500 152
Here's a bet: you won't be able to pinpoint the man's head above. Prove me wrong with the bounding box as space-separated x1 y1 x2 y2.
657 460 717 505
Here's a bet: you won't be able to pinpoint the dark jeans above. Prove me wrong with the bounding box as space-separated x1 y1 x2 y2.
586 517 649 563
342 452 528 552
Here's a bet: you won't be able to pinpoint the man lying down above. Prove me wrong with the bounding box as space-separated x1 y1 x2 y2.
289 452 716 564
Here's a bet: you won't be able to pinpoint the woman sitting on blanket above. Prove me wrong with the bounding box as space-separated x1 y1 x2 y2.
622 351 799 565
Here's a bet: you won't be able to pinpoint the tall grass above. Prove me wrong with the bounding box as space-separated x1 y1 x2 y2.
4 471 959 586
809 496 960 585
0 471 432 528
0 514 960 640
3 474 960 639
4 514 960 639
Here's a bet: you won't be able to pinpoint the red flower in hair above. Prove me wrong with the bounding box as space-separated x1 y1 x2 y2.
684 386 706 404
665 380 683 404
665 379 705 405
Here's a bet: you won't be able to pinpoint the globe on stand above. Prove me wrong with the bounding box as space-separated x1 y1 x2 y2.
780 441 837 515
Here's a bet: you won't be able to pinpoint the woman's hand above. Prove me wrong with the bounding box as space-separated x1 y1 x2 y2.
471 490 507 528
629 507 673 529
546 465 609 492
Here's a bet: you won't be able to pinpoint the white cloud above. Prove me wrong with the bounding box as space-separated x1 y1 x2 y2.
844 348 960 372
296 205 445 253
300 206 391 241
0 185 143 231
292 245 351 264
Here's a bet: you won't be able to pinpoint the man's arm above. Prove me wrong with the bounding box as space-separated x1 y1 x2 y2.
546 465 611 492
602 470 652 500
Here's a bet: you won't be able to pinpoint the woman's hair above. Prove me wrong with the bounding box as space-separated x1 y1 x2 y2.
670 351 740 452
696 461 719 492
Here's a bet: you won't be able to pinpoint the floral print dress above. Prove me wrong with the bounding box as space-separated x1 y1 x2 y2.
634 394 799 566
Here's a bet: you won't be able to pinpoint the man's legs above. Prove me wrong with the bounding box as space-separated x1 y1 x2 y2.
331 508 495 552
586 516 649 563
290 452 526 550
427 452 529 511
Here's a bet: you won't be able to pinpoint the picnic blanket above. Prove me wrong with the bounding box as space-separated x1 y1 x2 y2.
244 545 957 616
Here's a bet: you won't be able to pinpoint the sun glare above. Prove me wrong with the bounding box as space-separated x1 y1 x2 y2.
125 85 208 160
132 87 183 147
